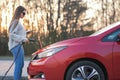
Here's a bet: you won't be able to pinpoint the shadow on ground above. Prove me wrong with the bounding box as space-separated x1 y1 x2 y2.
0 76 28 80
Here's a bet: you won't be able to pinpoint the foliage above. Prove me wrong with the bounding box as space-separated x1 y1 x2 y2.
0 0 120 56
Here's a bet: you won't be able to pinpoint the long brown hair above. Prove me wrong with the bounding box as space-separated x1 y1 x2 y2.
9 6 26 31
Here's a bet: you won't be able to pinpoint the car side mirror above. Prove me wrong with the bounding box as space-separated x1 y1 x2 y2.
117 34 120 42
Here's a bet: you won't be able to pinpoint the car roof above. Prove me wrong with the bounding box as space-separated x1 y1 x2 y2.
90 21 120 36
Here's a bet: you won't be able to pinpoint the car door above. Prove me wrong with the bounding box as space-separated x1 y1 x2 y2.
113 39 120 80
102 28 120 79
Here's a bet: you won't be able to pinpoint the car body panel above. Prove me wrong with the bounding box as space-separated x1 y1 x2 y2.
113 42 120 79
28 22 120 80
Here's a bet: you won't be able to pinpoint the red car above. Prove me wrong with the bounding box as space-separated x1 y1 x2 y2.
27 21 120 80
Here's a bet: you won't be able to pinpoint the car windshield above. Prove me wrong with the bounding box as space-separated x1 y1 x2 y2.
90 21 120 36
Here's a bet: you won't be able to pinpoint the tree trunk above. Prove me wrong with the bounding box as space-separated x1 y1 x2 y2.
56 0 61 28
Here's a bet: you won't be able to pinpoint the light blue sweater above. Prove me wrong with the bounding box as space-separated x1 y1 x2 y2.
8 20 27 50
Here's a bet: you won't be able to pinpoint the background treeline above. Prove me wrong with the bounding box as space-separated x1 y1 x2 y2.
0 0 120 56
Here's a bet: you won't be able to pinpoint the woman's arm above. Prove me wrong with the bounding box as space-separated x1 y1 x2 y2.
9 21 28 43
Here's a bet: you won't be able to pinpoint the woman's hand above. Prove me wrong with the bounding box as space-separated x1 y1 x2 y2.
26 30 32 34
25 38 30 43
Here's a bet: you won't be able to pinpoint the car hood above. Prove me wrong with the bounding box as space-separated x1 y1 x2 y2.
33 36 98 54
48 36 89 48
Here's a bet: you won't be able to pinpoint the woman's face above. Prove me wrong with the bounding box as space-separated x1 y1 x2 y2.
20 10 26 18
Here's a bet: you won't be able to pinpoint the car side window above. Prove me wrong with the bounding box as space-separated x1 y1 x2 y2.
102 29 120 42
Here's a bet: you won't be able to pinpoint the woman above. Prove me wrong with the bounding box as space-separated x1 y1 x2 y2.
8 6 28 80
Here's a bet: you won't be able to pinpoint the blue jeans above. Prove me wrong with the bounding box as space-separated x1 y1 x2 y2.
11 44 24 80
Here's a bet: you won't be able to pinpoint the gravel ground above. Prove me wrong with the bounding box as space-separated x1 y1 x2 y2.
0 56 31 80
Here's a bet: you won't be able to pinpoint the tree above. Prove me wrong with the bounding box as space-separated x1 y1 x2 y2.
1 0 120 56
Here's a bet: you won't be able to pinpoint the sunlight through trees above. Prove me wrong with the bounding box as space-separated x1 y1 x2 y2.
0 0 120 55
